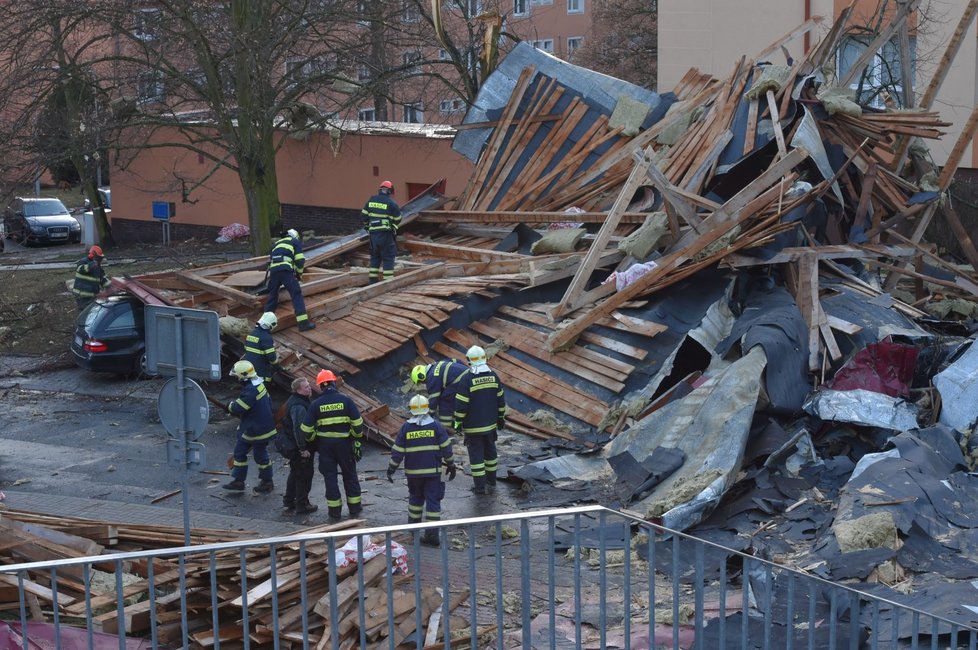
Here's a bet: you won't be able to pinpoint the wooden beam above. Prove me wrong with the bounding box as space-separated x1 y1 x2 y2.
754 15 825 62
417 210 650 224
175 270 262 309
724 244 917 267
919 0 978 110
308 264 447 320
551 147 658 319
640 151 705 232
402 239 524 262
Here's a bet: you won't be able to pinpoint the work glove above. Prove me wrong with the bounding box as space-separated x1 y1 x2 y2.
386 463 397 483
453 420 462 432
444 460 457 481
352 440 362 462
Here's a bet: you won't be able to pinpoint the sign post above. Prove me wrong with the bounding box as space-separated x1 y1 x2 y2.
152 201 175 247
146 305 220 545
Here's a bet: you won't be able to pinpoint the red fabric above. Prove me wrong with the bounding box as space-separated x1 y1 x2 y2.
828 340 919 398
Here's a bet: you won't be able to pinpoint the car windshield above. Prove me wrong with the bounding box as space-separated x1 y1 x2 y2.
24 199 69 217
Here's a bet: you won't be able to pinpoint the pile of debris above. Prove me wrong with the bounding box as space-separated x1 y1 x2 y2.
0 510 472 648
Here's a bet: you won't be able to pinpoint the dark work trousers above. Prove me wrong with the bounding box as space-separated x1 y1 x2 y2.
231 439 272 483
406 476 445 523
264 268 308 318
317 438 362 517
368 231 397 282
464 434 497 489
284 452 315 507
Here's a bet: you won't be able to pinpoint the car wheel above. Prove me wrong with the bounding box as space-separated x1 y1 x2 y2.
127 351 157 380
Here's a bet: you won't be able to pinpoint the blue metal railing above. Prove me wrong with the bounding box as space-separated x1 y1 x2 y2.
1 505 975 649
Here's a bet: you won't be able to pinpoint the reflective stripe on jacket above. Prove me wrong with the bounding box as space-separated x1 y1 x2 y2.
454 367 506 435
361 193 401 233
73 258 107 298
300 386 364 442
229 380 277 441
425 360 468 423
390 415 453 476
243 325 278 379
268 236 306 273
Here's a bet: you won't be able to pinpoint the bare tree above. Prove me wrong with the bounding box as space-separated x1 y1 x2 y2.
572 0 657 89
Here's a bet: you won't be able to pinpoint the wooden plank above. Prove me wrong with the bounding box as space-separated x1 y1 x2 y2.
176 270 262 309
600 313 669 338
551 147 657 319
401 239 524 262
496 306 648 360
308 264 447 321
417 210 647 224
724 244 917 267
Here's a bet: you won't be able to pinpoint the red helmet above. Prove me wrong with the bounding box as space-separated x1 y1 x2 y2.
316 369 337 386
379 180 394 192
89 245 104 259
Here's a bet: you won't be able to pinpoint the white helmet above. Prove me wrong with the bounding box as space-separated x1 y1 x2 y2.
287 228 299 239
409 394 430 416
258 312 278 330
230 360 257 380
466 345 487 367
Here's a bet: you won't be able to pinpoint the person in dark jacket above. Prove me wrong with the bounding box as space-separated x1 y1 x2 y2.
265 228 315 331
243 312 281 383
453 345 506 496
411 360 468 430
387 395 456 546
300 369 364 520
224 360 277 494
277 377 317 514
361 180 401 283
72 245 109 310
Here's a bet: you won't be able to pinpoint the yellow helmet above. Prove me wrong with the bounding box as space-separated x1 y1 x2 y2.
230 360 257 380
466 345 487 366
411 364 428 385
409 394 430 416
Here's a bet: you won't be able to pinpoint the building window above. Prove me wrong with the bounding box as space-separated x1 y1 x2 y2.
357 65 371 82
466 0 483 16
402 51 422 73
531 39 554 53
403 0 420 22
359 107 376 121
567 36 583 55
838 36 914 109
403 103 424 123
134 8 160 41
513 0 528 15
440 98 466 112
137 71 164 103
530 0 552 4
438 49 451 61
567 0 582 12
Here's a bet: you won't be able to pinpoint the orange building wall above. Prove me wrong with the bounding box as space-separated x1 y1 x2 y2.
109 127 473 233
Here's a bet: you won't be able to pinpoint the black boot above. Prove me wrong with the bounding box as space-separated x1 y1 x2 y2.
223 480 245 492
421 529 440 547
298 320 316 331
296 501 319 514
254 481 274 494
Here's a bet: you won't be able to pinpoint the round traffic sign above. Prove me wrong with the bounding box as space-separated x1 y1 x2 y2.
158 377 210 440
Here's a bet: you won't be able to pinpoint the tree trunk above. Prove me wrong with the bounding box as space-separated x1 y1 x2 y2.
237 139 281 256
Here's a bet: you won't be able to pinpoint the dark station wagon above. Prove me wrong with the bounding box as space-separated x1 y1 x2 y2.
70 295 149 375
4 197 81 245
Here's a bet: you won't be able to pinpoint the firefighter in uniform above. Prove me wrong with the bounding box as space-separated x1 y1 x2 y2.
265 228 315 331
243 312 281 383
453 345 506 495
224 360 277 494
277 377 318 514
301 369 364 519
361 180 401 283
72 245 109 310
411 360 468 430
387 395 456 546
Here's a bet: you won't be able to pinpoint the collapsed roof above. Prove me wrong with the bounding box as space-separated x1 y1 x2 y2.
122 6 978 634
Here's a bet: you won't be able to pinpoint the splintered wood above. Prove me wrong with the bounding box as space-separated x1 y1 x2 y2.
0 510 469 649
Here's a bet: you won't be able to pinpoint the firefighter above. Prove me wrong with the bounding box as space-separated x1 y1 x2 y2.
72 245 109 310
411 360 469 430
224 360 276 494
300 369 364 520
265 228 315 331
277 377 318 514
453 345 506 495
361 180 401 283
387 395 456 546
243 312 281 383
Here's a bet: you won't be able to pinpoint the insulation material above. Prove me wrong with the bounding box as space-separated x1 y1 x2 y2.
816 86 862 117
656 101 695 146
804 389 919 431
530 227 586 254
934 340 978 431
827 340 920 398
743 65 792 100
219 316 251 338
608 94 650 137
617 211 670 259
834 511 899 553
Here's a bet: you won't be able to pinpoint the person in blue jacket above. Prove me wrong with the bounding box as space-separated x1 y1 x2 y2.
243 312 281 383
361 181 401 283
387 395 456 546
265 228 315 331
224 360 277 494
410 360 468 431
453 345 506 496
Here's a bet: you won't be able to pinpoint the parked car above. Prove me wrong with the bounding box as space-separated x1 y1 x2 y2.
4 197 81 245
70 294 149 375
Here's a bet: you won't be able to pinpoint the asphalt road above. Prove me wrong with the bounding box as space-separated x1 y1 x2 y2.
0 355 541 537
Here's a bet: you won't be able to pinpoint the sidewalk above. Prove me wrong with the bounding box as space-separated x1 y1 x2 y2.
1 490 302 540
